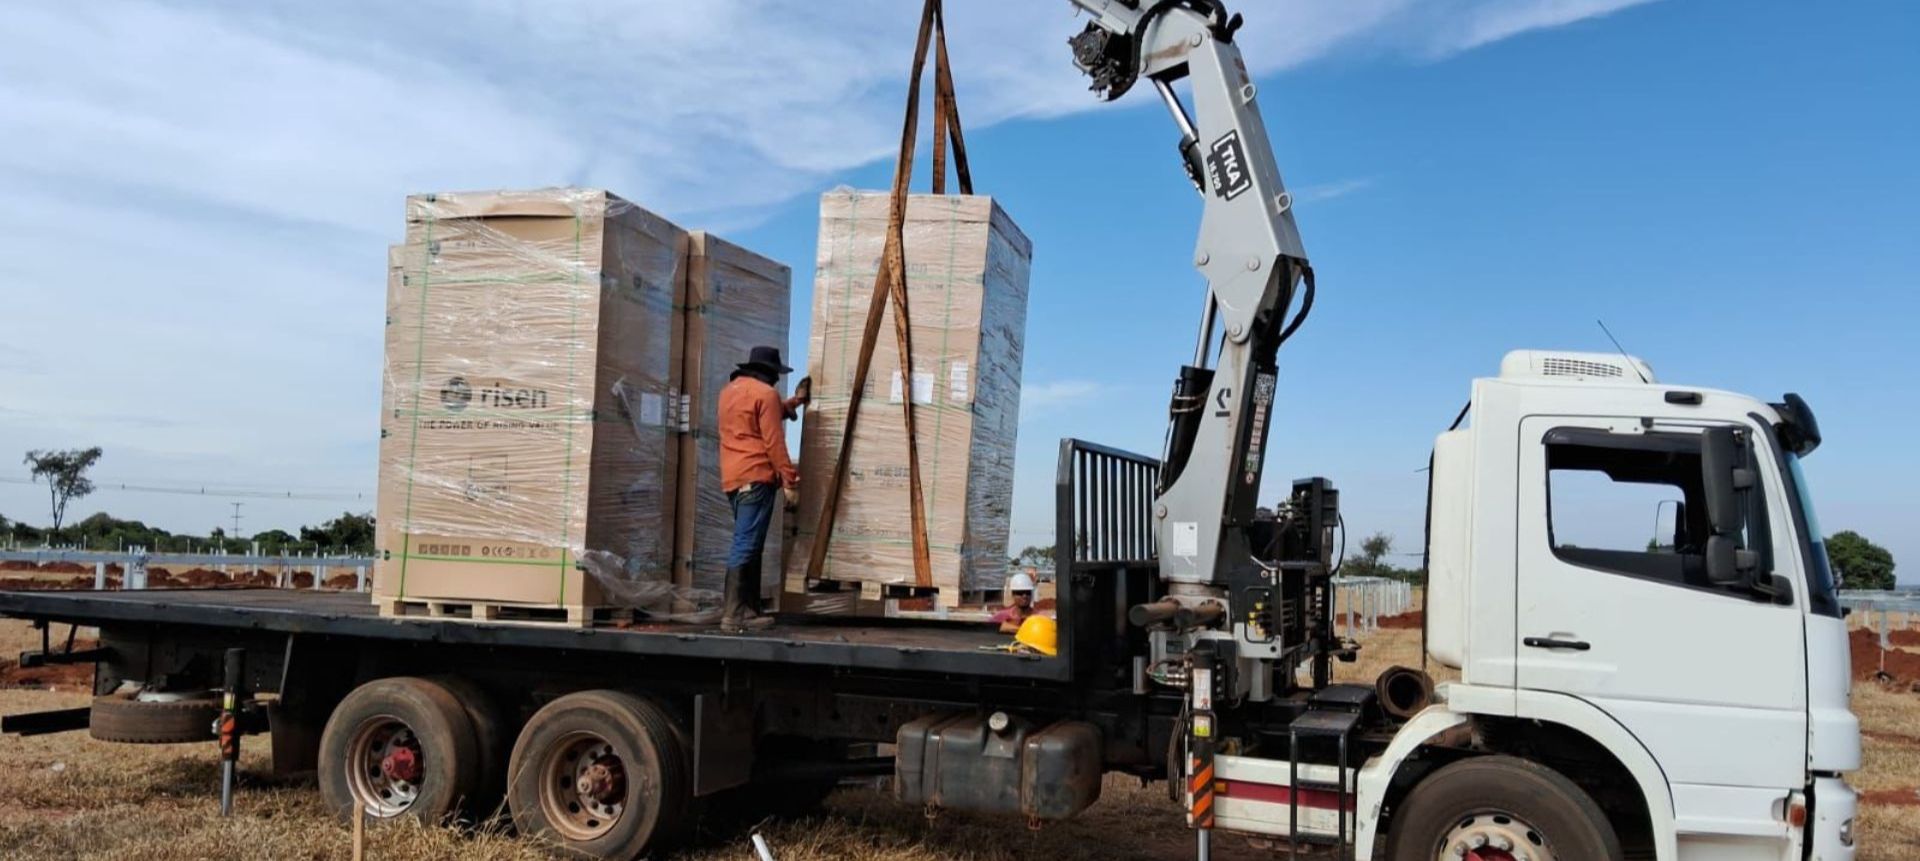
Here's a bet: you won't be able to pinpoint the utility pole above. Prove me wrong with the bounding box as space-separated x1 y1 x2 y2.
229 502 244 546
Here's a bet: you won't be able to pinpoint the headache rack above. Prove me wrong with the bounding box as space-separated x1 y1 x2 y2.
1053 438 1160 688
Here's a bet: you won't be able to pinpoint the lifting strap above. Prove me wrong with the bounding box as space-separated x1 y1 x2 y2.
805 0 973 589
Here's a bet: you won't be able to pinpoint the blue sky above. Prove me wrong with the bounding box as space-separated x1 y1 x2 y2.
2 1 1915 579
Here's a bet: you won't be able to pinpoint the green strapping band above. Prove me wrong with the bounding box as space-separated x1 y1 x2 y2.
556 203 585 607
395 214 437 599
405 550 572 568
388 407 594 420
421 273 577 287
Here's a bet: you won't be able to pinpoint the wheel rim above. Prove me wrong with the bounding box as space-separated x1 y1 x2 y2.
346 716 425 818
538 731 630 841
1440 812 1557 861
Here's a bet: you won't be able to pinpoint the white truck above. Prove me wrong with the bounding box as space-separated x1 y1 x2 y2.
1349 349 1858 859
0 1 1861 859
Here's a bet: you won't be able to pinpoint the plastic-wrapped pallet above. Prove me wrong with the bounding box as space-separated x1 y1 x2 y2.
784 190 1031 609
373 188 686 624
672 232 792 595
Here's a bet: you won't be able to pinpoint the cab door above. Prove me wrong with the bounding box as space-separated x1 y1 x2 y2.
1514 417 1806 826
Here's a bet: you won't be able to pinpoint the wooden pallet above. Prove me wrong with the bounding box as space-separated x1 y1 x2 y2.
800 578 947 601
375 596 630 627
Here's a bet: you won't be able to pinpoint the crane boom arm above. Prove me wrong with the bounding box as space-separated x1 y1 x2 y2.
1066 0 1312 597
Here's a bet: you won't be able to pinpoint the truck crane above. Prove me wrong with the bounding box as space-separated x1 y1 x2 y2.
1062 2 1860 858
0 1 1860 859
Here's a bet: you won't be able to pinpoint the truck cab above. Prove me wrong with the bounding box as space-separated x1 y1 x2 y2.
1420 349 1858 859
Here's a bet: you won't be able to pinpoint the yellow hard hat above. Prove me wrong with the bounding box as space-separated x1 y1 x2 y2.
1014 614 1058 656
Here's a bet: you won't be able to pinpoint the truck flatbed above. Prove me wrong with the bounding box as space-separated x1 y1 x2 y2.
0 587 1064 681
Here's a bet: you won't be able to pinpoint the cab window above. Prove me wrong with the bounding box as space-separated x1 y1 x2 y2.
1543 427 1773 598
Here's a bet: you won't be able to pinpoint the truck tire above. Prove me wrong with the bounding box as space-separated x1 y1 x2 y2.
88 691 218 744
317 677 481 824
1385 755 1622 861
428 674 512 820
506 690 689 859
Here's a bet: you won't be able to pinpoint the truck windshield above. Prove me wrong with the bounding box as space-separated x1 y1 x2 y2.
1784 452 1841 615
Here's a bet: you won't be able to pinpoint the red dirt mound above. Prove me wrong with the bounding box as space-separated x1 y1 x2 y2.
1850 628 1920 685
0 561 90 574
1863 728 1920 747
1861 787 1920 807
324 572 358 590
0 637 100 691
1377 610 1424 629
0 576 95 591
290 571 315 589
1889 629 1920 648
174 568 232 587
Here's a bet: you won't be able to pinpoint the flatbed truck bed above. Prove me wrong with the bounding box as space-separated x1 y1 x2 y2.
0 442 1209 858
0 587 1059 681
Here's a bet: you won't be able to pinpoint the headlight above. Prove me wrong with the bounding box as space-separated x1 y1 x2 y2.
1839 817 1855 847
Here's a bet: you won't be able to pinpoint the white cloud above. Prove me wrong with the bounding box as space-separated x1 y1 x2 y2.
1296 177 1378 203
1432 0 1663 53
0 0 1662 534
1020 380 1110 419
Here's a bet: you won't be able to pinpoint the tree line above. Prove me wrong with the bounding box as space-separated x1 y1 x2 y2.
10 446 375 554
13 446 1903 581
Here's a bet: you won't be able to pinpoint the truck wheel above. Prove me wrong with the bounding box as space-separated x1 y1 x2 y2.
429 674 512 820
317 677 481 824
1385 755 1621 861
506 690 689 859
89 690 219 744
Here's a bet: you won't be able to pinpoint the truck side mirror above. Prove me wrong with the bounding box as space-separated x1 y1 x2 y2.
1700 427 1751 536
1701 427 1761 589
1704 535 1756 586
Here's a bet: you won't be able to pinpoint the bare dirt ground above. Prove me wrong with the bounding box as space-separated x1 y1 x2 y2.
0 614 1915 859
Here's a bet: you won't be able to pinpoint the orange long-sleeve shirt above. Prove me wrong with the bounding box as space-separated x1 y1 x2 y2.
717 375 800 493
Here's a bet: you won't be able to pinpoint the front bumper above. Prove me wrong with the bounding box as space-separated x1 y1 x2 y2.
1809 776 1857 861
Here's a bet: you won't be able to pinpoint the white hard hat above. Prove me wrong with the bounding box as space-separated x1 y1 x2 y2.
1008 572 1036 593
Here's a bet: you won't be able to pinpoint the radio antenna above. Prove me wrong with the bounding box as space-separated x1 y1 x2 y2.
1596 319 1649 383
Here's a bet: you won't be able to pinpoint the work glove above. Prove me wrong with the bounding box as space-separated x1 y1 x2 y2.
782 486 800 509
792 376 812 406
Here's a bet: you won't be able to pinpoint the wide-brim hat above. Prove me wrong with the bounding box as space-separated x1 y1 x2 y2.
737 345 793 375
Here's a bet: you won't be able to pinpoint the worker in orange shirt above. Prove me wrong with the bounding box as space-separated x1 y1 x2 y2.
716 346 809 631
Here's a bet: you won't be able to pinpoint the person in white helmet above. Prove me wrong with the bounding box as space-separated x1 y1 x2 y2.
992 571 1038 634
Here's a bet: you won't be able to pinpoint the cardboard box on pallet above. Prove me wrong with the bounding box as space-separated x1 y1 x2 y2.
374 188 684 623
783 190 1032 610
672 231 792 596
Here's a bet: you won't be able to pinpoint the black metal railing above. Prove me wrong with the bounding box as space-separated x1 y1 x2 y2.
1054 439 1159 687
1056 439 1158 567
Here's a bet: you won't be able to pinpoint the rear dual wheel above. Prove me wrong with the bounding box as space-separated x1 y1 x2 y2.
507 690 690 859
317 677 483 824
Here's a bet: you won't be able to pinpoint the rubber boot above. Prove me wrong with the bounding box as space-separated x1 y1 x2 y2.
721 567 772 632
741 556 769 619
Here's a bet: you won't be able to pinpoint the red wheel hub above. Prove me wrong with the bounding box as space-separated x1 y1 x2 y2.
576 756 626 805
380 744 422 783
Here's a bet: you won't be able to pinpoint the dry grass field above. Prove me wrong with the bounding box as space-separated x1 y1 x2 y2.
0 614 1914 859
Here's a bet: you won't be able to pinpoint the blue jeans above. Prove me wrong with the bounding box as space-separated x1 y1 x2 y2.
727 482 776 573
